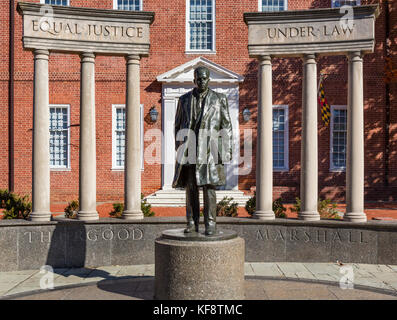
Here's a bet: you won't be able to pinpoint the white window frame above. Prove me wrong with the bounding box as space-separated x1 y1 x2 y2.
331 0 360 8
49 104 71 171
258 0 288 11
40 0 70 6
113 0 143 10
273 105 289 172
185 0 216 54
112 104 144 171
330 105 347 172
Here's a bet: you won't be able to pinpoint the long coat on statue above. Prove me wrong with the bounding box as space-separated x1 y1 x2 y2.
172 88 233 188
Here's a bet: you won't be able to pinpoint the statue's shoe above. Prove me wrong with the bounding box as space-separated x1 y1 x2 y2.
205 226 216 236
184 223 198 233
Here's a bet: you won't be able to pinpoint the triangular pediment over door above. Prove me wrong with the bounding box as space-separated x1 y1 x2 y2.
157 57 244 191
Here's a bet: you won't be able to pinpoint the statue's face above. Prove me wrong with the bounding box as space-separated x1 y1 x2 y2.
194 68 210 93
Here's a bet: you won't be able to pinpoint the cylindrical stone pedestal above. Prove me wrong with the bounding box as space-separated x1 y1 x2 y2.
155 229 245 300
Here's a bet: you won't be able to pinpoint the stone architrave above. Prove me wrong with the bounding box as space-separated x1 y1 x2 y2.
245 5 379 222
17 2 154 56
244 5 379 57
17 2 155 221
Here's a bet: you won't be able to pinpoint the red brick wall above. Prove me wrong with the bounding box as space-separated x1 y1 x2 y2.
0 0 395 209
0 0 10 191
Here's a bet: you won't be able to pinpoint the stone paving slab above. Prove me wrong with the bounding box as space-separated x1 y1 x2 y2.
276 262 315 279
250 263 283 277
302 262 341 275
1 263 397 298
118 264 154 277
9 278 397 300
244 264 255 276
353 263 395 274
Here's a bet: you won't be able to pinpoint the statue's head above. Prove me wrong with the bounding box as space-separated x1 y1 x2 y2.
194 66 210 93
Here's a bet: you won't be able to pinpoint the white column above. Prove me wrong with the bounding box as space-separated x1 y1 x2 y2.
122 55 143 219
299 54 320 221
30 49 51 222
78 52 98 221
254 55 275 220
345 51 367 222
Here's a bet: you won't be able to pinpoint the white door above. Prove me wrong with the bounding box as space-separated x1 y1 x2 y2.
162 84 239 190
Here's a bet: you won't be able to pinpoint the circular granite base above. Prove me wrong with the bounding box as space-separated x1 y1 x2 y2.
154 229 245 300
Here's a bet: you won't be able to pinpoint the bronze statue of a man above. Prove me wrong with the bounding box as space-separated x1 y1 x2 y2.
172 66 233 235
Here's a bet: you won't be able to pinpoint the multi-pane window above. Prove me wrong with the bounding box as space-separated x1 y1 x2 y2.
273 106 288 170
187 0 215 51
112 105 144 170
114 0 142 10
49 105 69 169
114 107 126 168
260 0 287 12
332 0 360 7
43 0 69 5
330 106 347 171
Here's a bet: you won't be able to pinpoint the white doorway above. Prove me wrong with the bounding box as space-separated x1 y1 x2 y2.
157 57 244 191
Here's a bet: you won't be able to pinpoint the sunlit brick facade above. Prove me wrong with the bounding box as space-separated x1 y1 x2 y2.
0 0 396 212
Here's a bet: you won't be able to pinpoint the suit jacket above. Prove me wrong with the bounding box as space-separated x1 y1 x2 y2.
172 88 233 188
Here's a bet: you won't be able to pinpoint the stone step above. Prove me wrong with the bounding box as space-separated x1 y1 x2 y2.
145 190 252 207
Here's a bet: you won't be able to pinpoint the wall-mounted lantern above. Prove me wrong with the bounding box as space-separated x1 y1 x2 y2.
242 108 251 122
149 106 159 122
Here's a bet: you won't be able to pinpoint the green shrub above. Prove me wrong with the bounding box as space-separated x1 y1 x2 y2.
291 197 340 219
141 195 155 217
216 196 238 217
291 197 301 214
317 199 340 219
0 189 32 220
110 194 155 218
245 193 287 218
64 200 79 219
273 198 287 218
245 192 256 215
110 202 124 218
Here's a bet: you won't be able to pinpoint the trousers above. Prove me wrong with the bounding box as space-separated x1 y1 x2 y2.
183 165 216 229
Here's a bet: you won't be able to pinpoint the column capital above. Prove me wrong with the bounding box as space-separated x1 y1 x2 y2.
80 52 95 63
258 55 272 65
302 53 317 64
126 54 141 65
33 49 49 61
347 51 364 62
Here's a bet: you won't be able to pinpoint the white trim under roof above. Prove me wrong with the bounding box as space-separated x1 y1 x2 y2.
156 57 244 84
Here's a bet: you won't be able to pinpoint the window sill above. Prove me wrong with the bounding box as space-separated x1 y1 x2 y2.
330 168 346 173
50 168 71 172
112 168 144 171
274 168 289 172
185 50 217 55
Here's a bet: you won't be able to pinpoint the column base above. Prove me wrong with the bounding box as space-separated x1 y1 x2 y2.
29 211 52 222
77 211 99 221
122 210 144 220
298 211 320 221
344 212 367 223
253 210 275 220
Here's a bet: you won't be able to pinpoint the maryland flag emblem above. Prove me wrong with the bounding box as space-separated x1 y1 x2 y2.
318 81 331 126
